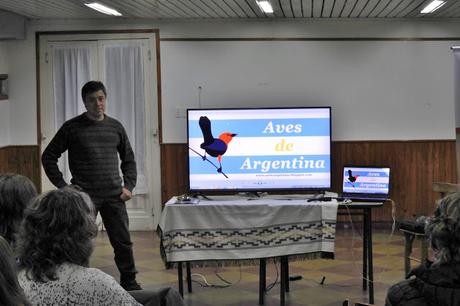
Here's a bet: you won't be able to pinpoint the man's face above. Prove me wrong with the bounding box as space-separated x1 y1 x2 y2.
84 90 106 120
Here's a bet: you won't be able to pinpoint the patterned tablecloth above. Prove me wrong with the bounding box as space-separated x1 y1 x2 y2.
158 195 338 268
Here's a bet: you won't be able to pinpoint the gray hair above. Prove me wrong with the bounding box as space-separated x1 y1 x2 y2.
0 235 29 305
426 192 460 265
17 187 98 282
0 173 38 245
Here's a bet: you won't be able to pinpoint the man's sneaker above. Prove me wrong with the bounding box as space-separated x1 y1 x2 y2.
121 280 142 291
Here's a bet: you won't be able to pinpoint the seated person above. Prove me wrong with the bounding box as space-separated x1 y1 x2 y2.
0 173 37 246
0 235 29 306
16 188 141 305
385 192 460 306
16 188 183 306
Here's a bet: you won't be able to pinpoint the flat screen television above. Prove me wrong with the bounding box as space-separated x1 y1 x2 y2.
187 107 331 193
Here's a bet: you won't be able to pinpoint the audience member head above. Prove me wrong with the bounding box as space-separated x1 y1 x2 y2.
17 187 97 282
0 235 29 306
426 192 460 265
0 173 38 245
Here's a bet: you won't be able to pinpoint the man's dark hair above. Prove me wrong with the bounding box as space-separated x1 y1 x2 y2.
0 173 37 246
17 188 98 282
81 81 107 102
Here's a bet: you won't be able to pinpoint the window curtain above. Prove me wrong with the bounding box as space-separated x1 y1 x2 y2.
104 41 147 194
52 44 91 183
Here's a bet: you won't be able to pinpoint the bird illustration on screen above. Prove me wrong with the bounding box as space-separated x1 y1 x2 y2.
347 169 359 187
199 116 237 173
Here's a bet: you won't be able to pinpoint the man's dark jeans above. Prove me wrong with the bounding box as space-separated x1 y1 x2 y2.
92 195 137 283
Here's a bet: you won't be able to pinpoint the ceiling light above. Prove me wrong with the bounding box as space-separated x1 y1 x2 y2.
256 0 274 14
85 2 122 16
420 0 445 14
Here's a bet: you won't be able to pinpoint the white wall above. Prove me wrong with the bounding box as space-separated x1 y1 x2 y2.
6 18 460 144
161 40 456 142
6 36 36 145
0 42 9 147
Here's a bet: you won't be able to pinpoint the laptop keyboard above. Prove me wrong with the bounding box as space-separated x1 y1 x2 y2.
341 194 387 201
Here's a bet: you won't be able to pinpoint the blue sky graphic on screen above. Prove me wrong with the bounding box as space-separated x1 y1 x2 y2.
187 107 331 191
342 166 390 195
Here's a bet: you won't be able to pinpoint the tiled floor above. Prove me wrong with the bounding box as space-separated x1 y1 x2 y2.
90 228 428 306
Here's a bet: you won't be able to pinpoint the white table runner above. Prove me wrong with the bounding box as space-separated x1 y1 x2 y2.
158 196 338 267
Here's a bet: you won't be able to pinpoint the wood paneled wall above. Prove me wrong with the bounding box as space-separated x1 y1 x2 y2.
333 140 456 222
161 144 188 201
1 141 456 222
0 146 41 191
161 140 457 222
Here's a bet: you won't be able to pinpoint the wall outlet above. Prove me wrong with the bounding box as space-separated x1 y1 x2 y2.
175 107 186 118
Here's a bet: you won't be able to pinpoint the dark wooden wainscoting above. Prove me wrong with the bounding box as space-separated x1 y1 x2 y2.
0 145 41 191
0 142 454 222
161 140 456 222
160 143 188 201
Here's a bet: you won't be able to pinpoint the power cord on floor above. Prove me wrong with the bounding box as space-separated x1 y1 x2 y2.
189 200 399 291
189 264 242 288
265 258 280 292
215 271 232 285
297 200 398 289
191 275 232 288
339 199 397 285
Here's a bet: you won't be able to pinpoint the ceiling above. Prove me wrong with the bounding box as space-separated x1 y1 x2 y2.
0 0 460 20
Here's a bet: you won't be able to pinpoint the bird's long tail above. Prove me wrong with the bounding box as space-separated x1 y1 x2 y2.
199 116 214 146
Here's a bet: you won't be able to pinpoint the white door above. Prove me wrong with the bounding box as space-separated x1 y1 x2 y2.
39 33 161 230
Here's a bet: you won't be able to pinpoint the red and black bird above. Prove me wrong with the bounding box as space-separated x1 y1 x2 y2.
347 169 359 187
199 116 236 173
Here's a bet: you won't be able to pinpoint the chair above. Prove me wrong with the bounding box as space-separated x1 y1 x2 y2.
399 182 460 276
432 182 460 198
399 219 428 276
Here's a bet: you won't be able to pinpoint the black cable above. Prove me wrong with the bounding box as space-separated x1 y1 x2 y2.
189 263 242 289
265 258 279 292
191 279 231 288
214 265 236 285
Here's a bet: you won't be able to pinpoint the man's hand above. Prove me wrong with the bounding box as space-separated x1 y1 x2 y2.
120 187 132 202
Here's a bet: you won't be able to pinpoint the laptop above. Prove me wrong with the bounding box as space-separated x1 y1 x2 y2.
340 165 390 202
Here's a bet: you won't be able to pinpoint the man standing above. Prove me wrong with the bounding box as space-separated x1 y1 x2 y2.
41 81 141 290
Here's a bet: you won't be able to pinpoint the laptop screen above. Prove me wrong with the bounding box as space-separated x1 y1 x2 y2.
342 166 390 195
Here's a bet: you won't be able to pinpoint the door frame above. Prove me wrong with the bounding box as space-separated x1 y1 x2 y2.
36 29 163 228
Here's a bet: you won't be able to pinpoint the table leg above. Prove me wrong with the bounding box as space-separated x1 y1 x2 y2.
362 208 368 291
280 257 287 306
365 208 374 304
259 258 266 305
186 261 192 293
177 262 184 297
284 256 290 292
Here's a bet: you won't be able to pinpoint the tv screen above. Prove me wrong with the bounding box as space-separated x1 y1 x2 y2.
187 107 331 193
